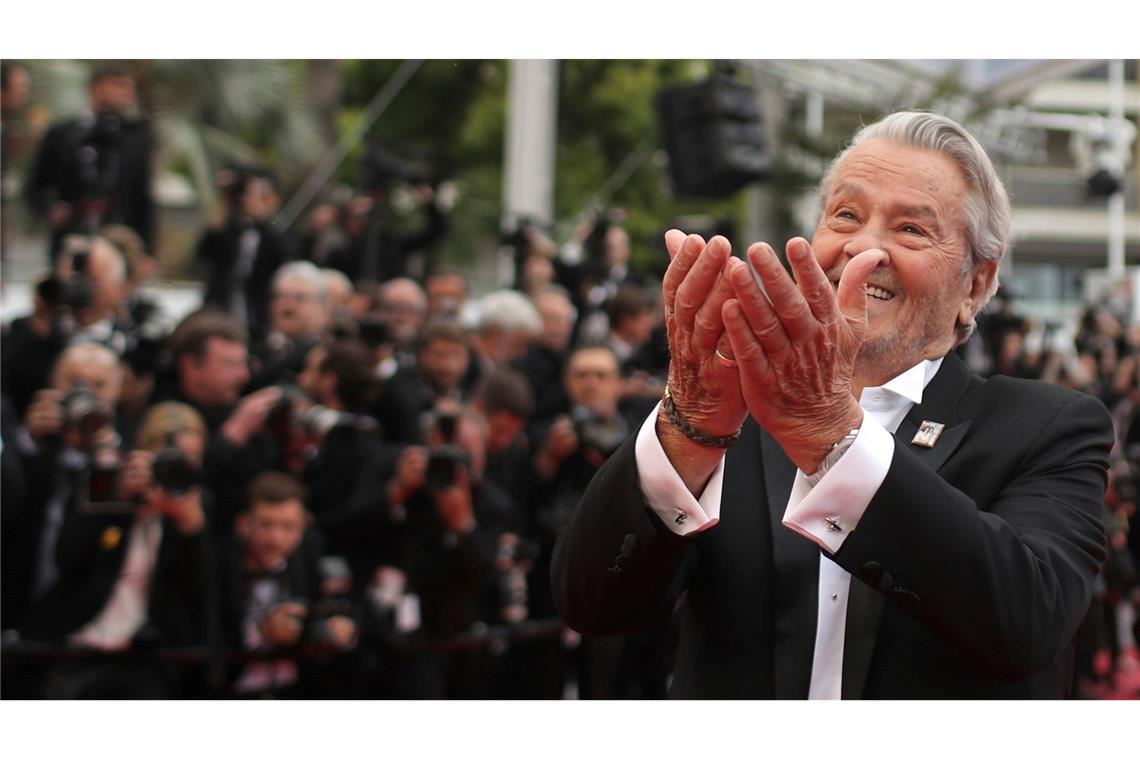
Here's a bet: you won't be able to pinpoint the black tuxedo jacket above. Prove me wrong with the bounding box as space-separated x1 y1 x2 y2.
551 353 1113 698
17 507 210 648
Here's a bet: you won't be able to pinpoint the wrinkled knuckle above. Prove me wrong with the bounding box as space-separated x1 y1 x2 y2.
694 310 723 336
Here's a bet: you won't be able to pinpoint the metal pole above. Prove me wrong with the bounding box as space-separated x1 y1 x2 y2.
276 60 424 231
501 60 560 285
1107 59 1126 281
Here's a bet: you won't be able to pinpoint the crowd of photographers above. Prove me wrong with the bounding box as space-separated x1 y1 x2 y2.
964 289 1140 697
2 62 1138 699
0 139 682 697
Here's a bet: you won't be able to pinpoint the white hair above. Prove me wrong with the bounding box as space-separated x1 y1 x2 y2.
476 289 542 335
273 261 329 302
817 111 1011 343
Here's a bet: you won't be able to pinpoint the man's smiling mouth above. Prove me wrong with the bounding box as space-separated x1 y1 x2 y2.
865 285 895 301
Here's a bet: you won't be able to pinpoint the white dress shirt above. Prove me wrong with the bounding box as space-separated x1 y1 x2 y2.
634 358 942 698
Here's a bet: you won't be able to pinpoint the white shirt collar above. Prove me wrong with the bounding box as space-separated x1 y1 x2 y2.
863 357 943 408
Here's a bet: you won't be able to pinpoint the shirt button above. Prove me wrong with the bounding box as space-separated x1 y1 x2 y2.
831 593 839 601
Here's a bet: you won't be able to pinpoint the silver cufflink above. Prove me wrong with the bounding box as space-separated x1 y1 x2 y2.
825 515 843 533
674 509 687 525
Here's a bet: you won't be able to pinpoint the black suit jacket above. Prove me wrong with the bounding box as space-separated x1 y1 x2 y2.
551 353 1113 698
25 114 155 251
17 507 210 648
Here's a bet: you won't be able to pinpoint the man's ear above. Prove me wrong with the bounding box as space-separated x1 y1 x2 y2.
959 261 999 328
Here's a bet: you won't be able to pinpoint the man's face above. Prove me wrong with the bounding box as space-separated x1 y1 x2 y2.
182 337 249 407
565 348 621 417
536 293 574 353
419 337 469 396
426 275 466 318
1 66 30 111
618 308 655 347
378 284 427 347
812 139 989 378
271 277 327 340
54 355 123 409
90 75 136 114
243 499 306 570
241 177 277 221
486 410 526 454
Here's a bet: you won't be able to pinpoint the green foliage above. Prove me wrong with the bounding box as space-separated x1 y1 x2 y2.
333 59 753 270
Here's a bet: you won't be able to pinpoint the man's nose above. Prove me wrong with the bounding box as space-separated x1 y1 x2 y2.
842 222 887 259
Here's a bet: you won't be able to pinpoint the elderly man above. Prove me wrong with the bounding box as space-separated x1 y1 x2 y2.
2 234 130 416
552 111 1113 699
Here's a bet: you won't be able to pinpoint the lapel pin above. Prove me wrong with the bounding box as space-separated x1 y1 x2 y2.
100 526 122 551
911 420 946 449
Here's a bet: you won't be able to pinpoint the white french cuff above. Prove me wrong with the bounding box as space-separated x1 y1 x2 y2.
635 401 724 536
782 413 895 554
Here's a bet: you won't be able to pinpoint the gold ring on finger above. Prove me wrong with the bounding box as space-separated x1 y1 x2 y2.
715 349 738 369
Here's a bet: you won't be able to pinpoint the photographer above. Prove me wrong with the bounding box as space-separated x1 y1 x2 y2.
24 64 155 263
373 320 471 445
215 472 358 698
530 344 669 698
325 156 447 284
344 400 520 697
375 277 428 370
513 286 577 427
4 402 210 698
247 261 332 391
293 339 388 570
158 309 251 436
197 166 293 342
2 344 126 633
1 234 131 417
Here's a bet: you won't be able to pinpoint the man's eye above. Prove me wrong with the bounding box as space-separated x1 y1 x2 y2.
901 224 923 235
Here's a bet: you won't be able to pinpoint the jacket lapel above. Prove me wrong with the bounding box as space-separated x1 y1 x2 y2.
841 352 975 699
762 429 820 699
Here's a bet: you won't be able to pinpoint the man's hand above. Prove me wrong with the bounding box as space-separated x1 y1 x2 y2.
657 230 747 494
723 237 885 473
535 416 578 479
221 387 283 447
120 450 155 501
149 487 206 535
24 390 65 442
387 446 428 506
259 602 308 647
324 616 358 650
432 466 476 535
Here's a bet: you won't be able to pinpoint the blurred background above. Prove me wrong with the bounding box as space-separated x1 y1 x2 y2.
4 59 1136 336
1 58 1138 701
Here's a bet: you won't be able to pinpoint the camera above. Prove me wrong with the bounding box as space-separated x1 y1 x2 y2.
37 247 96 333
495 533 539 624
361 145 435 192
425 445 468 492
60 381 113 441
303 557 356 653
296 405 377 439
151 434 200 497
356 315 392 349
570 405 627 459
268 384 377 442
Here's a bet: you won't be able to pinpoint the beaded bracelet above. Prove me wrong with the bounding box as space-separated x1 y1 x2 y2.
661 385 742 449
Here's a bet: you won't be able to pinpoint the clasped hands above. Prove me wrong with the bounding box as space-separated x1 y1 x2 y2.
660 229 886 479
